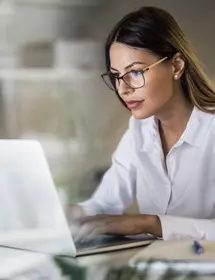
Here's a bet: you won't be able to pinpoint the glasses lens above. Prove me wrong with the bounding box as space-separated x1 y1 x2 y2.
102 73 116 91
124 71 145 88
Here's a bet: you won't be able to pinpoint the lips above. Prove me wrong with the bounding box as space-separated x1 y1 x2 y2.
125 100 144 109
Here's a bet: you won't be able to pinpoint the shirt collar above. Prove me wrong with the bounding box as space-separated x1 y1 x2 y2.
130 106 215 152
181 106 214 148
130 115 159 152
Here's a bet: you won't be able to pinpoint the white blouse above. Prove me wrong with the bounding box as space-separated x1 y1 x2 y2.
80 107 215 240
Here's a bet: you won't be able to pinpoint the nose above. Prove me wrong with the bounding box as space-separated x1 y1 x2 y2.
117 79 133 97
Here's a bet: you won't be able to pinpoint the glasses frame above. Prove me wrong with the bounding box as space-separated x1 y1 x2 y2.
101 56 168 91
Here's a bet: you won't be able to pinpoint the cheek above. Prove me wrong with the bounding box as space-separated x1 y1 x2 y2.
131 71 173 119
144 71 173 104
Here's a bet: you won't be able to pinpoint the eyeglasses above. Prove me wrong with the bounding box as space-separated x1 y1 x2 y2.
101 56 168 91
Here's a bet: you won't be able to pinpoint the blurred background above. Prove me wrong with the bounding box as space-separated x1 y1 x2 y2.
0 0 214 206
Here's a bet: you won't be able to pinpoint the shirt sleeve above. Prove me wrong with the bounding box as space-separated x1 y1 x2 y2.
158 215 215 240
79 128 136 215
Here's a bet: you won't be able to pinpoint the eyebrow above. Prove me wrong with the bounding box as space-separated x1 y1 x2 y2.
110 61 147 72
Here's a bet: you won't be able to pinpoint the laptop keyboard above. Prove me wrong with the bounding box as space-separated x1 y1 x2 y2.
75 235 138 251
75 235 112 250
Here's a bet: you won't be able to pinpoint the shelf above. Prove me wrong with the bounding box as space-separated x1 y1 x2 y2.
14 0 102 7
0 68 101 80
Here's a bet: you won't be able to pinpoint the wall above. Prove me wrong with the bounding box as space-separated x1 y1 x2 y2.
90 0 215 76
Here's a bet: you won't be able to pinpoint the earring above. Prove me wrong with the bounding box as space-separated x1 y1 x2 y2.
174 74 178 80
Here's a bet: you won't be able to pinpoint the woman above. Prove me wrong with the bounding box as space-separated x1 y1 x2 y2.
71 6 215 241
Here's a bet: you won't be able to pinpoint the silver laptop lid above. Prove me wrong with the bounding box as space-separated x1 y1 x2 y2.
0 140 76 256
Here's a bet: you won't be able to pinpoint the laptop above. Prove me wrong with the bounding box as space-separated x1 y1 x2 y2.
0 140 155 257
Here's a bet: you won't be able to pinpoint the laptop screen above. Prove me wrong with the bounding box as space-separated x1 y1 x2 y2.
0 140 76 256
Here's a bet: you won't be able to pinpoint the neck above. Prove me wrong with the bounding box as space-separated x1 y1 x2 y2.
155 88 193 157
156 92 193 137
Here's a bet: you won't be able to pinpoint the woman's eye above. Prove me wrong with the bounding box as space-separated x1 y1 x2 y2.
131 70 143 76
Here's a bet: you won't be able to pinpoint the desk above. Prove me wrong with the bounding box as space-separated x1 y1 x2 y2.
57 247 142 280
1 245 215 280
56 245 215 280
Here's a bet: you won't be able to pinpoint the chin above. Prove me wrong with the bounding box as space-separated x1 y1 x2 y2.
131 109 154 120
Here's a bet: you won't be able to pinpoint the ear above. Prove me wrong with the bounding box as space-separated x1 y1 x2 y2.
171 52 185 81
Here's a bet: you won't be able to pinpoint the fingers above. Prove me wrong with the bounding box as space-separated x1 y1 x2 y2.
74 220 106 242
73 215 124 241
72 214 147 240
74 223 94 242
66 205 87 240
86 225 107 241
66 205 86 223
73 215 112 241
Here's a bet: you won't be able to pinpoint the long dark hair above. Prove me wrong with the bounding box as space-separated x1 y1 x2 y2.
105 6 215 113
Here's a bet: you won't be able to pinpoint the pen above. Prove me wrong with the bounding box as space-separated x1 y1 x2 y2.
192 240 204 254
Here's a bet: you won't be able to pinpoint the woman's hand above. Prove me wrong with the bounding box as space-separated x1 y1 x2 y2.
66 204 85 222
75 214 162 241
66 204 86 238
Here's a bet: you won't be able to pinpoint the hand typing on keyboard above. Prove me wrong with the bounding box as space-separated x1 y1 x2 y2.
72 214 162 242
65 204 86 240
